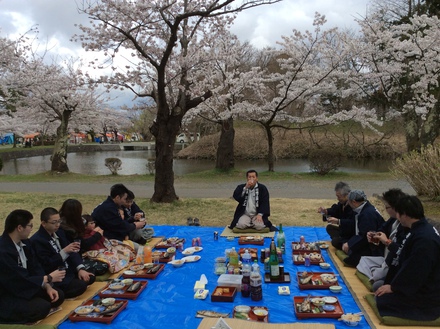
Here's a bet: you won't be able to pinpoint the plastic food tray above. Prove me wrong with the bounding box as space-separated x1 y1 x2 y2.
291 242 321 254
297 272 339 290
98 280 147 299
68 299 128 324
293 253 324 265
122 264 164 279
294 296 343 319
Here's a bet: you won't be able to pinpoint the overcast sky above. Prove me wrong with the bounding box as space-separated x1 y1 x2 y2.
0 0 371 107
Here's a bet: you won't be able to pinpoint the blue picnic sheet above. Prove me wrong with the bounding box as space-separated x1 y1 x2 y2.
59 225 370 329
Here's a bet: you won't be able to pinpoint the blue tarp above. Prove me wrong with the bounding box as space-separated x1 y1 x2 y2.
58 226 370 329
0 133 14 145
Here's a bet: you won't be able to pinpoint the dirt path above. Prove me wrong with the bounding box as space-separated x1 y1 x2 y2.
0 178 415 199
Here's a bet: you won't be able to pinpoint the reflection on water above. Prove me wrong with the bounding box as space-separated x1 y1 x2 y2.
0 150 393 176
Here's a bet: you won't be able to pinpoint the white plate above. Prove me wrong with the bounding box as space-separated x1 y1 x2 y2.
74 305 95 315
185 247 203 253
182 255 201 263
323 296 338 304
123 270 135 275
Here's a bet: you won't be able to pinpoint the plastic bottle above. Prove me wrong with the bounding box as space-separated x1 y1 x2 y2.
250 260 262 301
277 224 286 254
269 238 280 280
241 250 252 297
229 247 239 268
135 245 144 265
143 244 152 263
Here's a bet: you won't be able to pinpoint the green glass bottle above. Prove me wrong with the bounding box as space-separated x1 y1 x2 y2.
269 238 280 280
277 223 286 254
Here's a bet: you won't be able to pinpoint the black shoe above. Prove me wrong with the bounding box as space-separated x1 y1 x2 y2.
343 256 357 268
187 217 194 226
193 218 200 226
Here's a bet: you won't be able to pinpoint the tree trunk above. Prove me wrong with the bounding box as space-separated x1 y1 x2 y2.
265 125 275 172
215 117 235 171
403 106 440 152
150 114 181 203
51 112 70 172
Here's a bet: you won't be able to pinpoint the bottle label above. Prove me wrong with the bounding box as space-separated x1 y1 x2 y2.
271 265 280 276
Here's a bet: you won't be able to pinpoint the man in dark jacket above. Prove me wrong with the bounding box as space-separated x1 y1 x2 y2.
376 195 440 321
229 169 276 231
31 207 95 299
0 209 65 324
340 190 385 267
319 181 355 249
92 183 146 242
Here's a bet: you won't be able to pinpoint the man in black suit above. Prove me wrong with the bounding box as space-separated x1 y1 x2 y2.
31 207 95 299
0 209 65 324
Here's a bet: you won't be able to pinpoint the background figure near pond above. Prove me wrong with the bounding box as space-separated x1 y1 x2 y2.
229 169 277 232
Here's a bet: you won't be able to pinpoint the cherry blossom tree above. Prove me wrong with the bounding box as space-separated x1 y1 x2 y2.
235 13 382 171
186 32 261 170
13 58 104 172
74 0 282 202
356 13 440 151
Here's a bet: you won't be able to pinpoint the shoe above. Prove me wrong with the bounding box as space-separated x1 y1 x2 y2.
187 217 194 226
193 218 200 226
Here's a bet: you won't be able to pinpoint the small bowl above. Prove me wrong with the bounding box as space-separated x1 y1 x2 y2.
121 278 133 286
167 247 176 254
234 305 251 314
170 259 184 268
101 297 115 306
329 285 343 293
323 304 336 312
311 298 325 307
108 282 125 290
252 308 268 320
319 262 331 269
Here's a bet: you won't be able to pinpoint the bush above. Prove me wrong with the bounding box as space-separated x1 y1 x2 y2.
105 157 122 175
308 148 344 175
392 144 440 199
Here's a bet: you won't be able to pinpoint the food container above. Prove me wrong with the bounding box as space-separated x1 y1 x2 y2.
121 278 133 286
108 282 125 290
211 286 237 302
170 259 184 268
217 274 243 290
253 308 269 321
319 262 331 269
329 285 343 293
340 313 362 326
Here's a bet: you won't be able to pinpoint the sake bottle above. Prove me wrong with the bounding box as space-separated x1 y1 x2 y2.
269 238 280 280
277 223 286 254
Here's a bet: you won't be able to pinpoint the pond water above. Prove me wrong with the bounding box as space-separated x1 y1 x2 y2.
0 150 394 176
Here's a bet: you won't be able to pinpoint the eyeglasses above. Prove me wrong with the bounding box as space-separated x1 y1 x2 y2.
26 223 34 228
88 221 96 224
47 220 62 225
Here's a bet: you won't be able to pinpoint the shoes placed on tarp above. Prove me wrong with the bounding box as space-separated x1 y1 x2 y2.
187 217 194 226
193 218 200 226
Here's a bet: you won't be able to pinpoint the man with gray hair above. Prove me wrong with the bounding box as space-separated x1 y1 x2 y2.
340 190 384 267
319 182 355 249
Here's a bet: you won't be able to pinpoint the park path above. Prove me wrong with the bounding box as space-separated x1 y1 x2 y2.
0 178 415 199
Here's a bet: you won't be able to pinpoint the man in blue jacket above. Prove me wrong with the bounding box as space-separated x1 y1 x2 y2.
0 209 65 324
92 183 146 243
376 196 440 321
340 190 384 267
